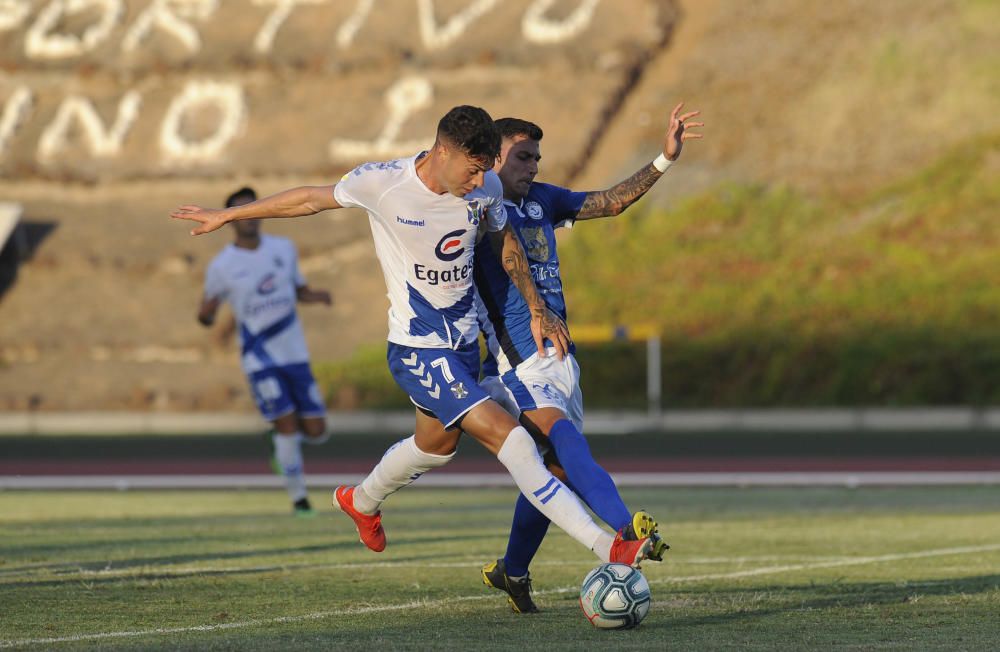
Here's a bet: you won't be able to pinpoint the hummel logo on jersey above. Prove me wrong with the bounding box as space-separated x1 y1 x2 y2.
450 382 468 399
402 351 440 399
351 160 403 176
273 256 284 268
434 229 467 262
396 216 425 227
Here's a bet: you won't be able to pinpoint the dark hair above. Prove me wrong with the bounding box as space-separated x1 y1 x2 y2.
436 105 501 163
225 186 256 207
494 118 543 142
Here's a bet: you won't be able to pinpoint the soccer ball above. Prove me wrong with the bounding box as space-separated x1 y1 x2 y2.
579 563 651 629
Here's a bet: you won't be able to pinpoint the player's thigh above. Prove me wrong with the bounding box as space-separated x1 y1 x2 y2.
458 399 521 456
520 406 568 438
247 367 295 426
480 375 521 419
413 408 461 455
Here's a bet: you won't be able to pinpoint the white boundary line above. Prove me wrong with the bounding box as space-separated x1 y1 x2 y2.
0 555 867 582
3 543 999 649
3 472 1000 490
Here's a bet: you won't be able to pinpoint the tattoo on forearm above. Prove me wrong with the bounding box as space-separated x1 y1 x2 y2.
502 234 541 309
577 163 662 219
501 228 565 340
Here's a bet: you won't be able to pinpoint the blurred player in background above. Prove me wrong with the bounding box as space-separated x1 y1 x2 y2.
197 186 332 516
174 106 658 568
477 103 703 612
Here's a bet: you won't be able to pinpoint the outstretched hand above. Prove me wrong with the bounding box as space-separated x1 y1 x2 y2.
664 102 704 161
170 205 230 235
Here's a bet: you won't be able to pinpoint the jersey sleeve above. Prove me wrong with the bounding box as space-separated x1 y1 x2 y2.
203 259 228 302
333 160 397 210
545 183 588 229
483 171 508 232
332 166 369 210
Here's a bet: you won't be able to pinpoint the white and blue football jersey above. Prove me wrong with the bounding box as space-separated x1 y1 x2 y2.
334 153 507 349
474 182 586 376
203 234 310 374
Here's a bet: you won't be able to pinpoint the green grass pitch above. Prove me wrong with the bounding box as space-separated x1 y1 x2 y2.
2 487 999 650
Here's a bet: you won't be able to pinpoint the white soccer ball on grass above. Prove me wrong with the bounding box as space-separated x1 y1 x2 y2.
579 562 651 629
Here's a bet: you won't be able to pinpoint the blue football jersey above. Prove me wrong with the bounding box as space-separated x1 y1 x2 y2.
474 182 586 376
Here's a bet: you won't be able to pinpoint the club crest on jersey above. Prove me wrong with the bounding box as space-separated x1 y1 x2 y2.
466 201 485 226
256 273 278 295
273 256 283 268
520 226 550 262
450 382 469 399
526 201 544 220
434 228 467 262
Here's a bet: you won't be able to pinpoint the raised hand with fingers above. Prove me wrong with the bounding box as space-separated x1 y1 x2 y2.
664 101 704 161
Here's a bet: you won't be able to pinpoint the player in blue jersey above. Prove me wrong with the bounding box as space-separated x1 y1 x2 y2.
198 186 333 516
173 106 658 568
476 104 703 613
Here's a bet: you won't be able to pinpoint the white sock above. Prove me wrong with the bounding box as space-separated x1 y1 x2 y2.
273 432 308 502
353 435 455 514
496 427 613 559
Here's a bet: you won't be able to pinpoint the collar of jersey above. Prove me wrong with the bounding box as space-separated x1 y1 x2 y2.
502 198 525 214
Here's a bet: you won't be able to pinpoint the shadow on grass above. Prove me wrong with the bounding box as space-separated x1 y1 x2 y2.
643 573 1000 634
1 532 504 587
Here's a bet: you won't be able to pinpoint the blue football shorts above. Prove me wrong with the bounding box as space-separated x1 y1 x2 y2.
387 341 490 428
247 362 325 422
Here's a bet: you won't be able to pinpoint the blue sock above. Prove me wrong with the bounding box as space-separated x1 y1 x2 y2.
503 492 550 577
548 419 631 531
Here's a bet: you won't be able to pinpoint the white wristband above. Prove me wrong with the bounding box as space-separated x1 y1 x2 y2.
652 153 674 173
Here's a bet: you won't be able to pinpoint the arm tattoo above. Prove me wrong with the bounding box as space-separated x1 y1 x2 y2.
576 162 663 220
501 227 544 313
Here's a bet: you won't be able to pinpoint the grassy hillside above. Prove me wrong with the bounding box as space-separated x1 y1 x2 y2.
560 136 999 405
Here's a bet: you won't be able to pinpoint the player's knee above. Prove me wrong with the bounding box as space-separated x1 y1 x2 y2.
302 418 325 437
300 417 330 444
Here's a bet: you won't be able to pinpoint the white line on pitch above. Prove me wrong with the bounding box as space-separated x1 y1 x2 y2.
0 554 888 582
3 542 998 649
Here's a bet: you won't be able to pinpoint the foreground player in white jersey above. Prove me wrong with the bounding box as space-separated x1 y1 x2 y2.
198 186 333 516
476 104 703 612
173 106 656 567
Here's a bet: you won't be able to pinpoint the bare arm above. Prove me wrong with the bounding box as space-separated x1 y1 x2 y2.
296 285 332 306
171 185 341 235
575 102 704 221
197 296 221 327
489 223 571 359
576 163 664 219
